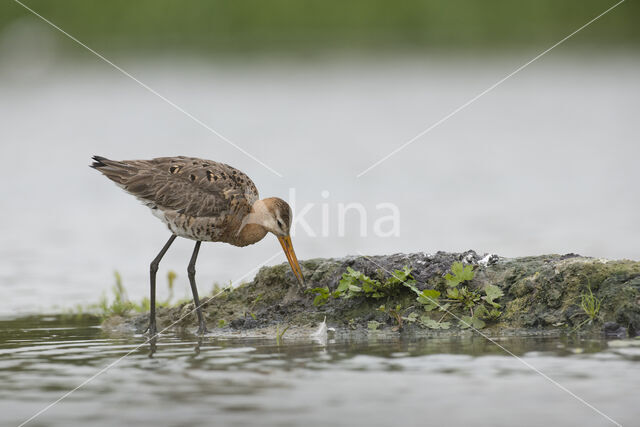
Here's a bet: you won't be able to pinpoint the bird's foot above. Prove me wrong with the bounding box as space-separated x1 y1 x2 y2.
196 323 209 335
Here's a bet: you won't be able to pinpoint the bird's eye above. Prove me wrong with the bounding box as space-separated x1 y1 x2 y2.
276 220 283 228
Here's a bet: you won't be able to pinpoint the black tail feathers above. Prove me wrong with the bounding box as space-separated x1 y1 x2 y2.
90 155 109 169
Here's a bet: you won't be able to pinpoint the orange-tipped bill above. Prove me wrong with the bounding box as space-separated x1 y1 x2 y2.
278 235 305 286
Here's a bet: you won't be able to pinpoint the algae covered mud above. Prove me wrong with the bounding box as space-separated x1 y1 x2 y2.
110 251 640 338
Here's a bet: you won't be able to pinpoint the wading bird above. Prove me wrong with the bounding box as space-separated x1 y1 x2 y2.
91 156 304 335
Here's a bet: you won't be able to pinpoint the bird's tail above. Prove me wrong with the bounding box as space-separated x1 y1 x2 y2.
90 155 138 185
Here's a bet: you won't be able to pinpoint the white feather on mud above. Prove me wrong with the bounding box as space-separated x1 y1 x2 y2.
310 317 328 344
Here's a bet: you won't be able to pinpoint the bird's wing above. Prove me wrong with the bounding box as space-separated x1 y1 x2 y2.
92 156 259 218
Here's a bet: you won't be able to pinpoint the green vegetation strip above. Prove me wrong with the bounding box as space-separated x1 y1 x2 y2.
308 261 505 330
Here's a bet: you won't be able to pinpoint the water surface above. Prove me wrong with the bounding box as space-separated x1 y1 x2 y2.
1 315 638 427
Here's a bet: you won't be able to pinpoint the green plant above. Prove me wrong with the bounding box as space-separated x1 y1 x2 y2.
378 304 404 331
347 318 357 330
337 266 414 299
94 271 137 317
244 293 263 318
445 262 475 287
212 281 234 296
311 263 504 331
420 316 452 330
306 267 414 307
276 324 290 345
437 262 504 328
166 270 177 302
306 286 340 306
367 320 381 331
87 270 180 318
570 279 603 332
580 285 601 322
410 262 504 329
446 286 481 312
459 314 485 329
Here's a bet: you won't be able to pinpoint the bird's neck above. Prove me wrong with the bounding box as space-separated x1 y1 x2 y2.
236 222 268 247
234 200 270 246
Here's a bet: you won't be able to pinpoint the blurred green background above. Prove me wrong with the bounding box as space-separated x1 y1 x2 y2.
2 0 638 55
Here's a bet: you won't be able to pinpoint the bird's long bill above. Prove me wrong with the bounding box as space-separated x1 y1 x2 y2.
278 235 305 286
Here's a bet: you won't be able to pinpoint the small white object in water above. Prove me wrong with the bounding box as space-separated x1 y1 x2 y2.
311 316 328 342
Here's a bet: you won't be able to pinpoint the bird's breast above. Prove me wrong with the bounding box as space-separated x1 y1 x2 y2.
154 209 223 242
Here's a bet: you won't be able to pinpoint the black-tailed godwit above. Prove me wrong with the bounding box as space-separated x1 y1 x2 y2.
91 155 304 335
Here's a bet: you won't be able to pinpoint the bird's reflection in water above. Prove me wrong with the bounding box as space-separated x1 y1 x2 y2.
147 335 204 358
193 337 202 356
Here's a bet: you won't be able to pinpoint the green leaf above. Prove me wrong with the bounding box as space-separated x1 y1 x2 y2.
336 280 350 293
459 315 472 329
417 289 441 311
402 280 420 295
438 302 451 312
475 304 489 317
337 267 358 292
404 312 419 323
421 289 441 301
489 309 502 319
482 284 504 308
445 262 475 287
419 316 451 330
306 286 331 306
459 315 486 329
368 320 381 330
345 267 359 277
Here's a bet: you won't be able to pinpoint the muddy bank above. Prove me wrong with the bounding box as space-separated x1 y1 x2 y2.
106 251 640 338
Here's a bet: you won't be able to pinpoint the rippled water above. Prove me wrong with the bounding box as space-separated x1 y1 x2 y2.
1 316 638 427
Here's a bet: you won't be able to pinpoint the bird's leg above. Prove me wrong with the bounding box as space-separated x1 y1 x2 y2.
188 241 208 335
148 335 158 359
147 234 177 336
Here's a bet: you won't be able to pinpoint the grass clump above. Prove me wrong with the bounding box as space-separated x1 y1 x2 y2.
91 270 178 318
95 272 140 317
573 283 602 331
581 286 601 321
275 324 290 345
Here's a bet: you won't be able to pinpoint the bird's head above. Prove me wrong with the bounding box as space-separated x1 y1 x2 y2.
260 197 292 237
258 197 305 287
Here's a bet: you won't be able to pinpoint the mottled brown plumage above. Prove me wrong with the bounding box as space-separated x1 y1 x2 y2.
91 155 304 335
91 155 265 245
